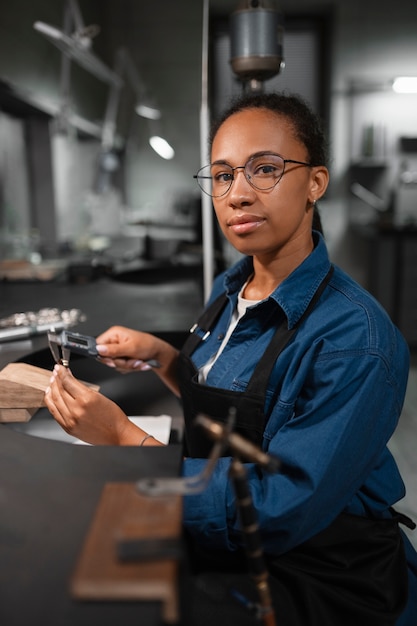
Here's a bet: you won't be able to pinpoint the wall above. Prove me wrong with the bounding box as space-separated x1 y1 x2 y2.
98 0 204 220
326 0 417 280
0 0 417 257
0 112 31 258
0 0 204 247
329 0 417 186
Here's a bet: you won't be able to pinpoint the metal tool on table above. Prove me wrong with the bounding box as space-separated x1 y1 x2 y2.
48 330 101 368
48 329 74 367
47 329 161 369
0 308 86 343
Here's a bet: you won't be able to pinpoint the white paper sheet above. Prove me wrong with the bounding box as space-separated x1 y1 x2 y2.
8 414 172 445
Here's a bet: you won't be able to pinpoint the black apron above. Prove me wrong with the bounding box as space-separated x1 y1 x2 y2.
178 267 411 625
179 269 334 457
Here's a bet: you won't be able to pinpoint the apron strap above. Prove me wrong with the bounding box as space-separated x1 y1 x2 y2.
181 293 228 357
246 265 334 395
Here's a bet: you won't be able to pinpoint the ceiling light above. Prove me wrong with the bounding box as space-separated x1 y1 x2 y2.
392 77 417 94
135 103 161 120
149 135 175 160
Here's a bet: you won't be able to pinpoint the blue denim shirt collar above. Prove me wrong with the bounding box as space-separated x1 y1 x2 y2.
223 231 331 329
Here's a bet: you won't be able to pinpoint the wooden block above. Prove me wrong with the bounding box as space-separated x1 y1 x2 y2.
0 362 99 422
71 483 183 624
0 407 39 423
0 363 50 422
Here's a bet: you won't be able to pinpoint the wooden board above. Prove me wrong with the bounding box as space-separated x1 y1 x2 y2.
0 362 99 422
71 482 182 624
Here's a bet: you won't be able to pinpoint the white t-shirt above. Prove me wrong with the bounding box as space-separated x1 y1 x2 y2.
198 284 262 383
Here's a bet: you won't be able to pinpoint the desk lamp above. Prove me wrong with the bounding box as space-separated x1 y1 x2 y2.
34 0 121 88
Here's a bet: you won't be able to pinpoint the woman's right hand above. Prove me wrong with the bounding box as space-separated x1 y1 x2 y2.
95 326 158 373
95 326 181 396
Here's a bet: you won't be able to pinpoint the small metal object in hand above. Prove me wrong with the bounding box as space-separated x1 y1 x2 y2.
47 330 161 369
48 330 100 367
47 329 73 367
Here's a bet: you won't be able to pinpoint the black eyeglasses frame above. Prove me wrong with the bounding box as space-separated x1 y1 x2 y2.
193 153 314 198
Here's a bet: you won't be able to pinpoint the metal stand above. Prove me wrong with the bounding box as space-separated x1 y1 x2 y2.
229 456 277 626
137 410 281 625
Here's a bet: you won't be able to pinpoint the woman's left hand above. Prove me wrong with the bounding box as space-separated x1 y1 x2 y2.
44 364 150 445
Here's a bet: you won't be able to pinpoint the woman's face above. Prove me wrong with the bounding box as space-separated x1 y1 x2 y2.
211 108 329 261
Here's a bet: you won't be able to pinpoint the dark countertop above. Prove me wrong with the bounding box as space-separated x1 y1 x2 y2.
0 276 263 626
0 426 183 626
0 275 201 370
0 273 202 335
0 275 189 625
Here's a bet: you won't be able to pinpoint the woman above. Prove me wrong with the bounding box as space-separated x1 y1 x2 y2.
44 92 417 625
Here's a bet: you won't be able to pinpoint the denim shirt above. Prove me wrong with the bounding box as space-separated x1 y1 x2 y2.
182 233 410 556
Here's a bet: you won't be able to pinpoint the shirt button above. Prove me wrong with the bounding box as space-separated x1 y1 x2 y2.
217 334 224 340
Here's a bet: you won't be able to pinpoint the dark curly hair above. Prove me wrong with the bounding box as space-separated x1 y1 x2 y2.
209 91 328 233
209 91 328 168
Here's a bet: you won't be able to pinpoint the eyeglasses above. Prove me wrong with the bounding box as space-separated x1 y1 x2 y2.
194 153 313 198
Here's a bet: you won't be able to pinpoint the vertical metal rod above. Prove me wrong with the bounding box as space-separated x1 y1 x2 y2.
101 49 124 150
67 0 85 33
229 458 276 626
200 0 214 302
58 1 73 123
